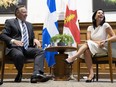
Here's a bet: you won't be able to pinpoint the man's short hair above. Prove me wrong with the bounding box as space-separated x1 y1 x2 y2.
14 5 26 16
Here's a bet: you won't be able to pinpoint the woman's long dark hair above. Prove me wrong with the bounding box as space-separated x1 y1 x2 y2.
92 9 105 29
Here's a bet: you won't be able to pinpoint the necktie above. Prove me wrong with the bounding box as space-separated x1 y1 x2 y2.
22 22 29 49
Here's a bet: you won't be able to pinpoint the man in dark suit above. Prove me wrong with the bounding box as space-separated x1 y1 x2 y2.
0 5 51 83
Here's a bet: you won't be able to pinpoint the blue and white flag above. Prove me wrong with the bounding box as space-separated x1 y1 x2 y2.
42 0 59 67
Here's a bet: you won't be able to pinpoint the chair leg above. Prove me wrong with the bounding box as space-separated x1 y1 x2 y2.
0 60 5 85
77 60 80 81
109 59 113 83
96 64 98 81
0 62 2 85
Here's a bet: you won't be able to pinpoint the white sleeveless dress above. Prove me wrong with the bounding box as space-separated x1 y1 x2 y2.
80 23 116 58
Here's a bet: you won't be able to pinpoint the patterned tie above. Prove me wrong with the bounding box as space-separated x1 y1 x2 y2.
22 22 29 49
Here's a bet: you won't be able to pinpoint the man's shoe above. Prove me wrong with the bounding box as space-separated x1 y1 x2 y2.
38 75 52 82
0 82 3 85
30 75 38 83
14 73 22 82
30 74 52 83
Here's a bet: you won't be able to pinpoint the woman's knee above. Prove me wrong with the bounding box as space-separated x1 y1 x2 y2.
83 43 89 49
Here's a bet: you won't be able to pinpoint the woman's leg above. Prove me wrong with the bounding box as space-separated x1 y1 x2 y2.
84 49 94 80
66 43 88 62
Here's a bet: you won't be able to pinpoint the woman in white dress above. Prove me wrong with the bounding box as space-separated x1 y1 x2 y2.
64 9 116 82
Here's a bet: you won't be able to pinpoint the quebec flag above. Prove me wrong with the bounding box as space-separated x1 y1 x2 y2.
42 0 59 67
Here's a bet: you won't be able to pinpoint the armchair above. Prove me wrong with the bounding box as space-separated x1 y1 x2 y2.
77 40 116 83
0 41 35 85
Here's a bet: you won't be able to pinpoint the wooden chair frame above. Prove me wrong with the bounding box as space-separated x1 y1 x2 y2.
77 40 116 83
0 41 35 85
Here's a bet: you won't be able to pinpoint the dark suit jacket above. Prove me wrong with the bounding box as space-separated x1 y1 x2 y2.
0 18 35 54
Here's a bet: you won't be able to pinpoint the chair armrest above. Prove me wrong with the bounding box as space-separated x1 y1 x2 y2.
0 41 6 61
107 40 115 58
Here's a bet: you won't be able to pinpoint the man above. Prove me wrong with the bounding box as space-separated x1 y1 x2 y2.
0 5 51 83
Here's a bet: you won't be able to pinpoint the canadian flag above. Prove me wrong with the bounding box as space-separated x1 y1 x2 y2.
63 0 80 45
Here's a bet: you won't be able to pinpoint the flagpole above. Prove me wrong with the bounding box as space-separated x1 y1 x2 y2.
57 0 65 20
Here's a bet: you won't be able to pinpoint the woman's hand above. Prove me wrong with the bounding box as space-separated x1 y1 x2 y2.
94 40 106 48
99 40 106 48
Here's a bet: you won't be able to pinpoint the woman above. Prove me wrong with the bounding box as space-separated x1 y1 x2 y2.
65 9 116 82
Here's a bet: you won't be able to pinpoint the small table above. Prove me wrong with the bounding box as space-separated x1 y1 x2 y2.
45 46 77 81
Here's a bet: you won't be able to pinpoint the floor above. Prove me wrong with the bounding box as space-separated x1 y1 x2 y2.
1 76 116 87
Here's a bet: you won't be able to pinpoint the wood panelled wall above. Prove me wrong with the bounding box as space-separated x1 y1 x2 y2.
0 20 116 78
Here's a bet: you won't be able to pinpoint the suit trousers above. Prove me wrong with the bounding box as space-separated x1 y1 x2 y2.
7 46 45 75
